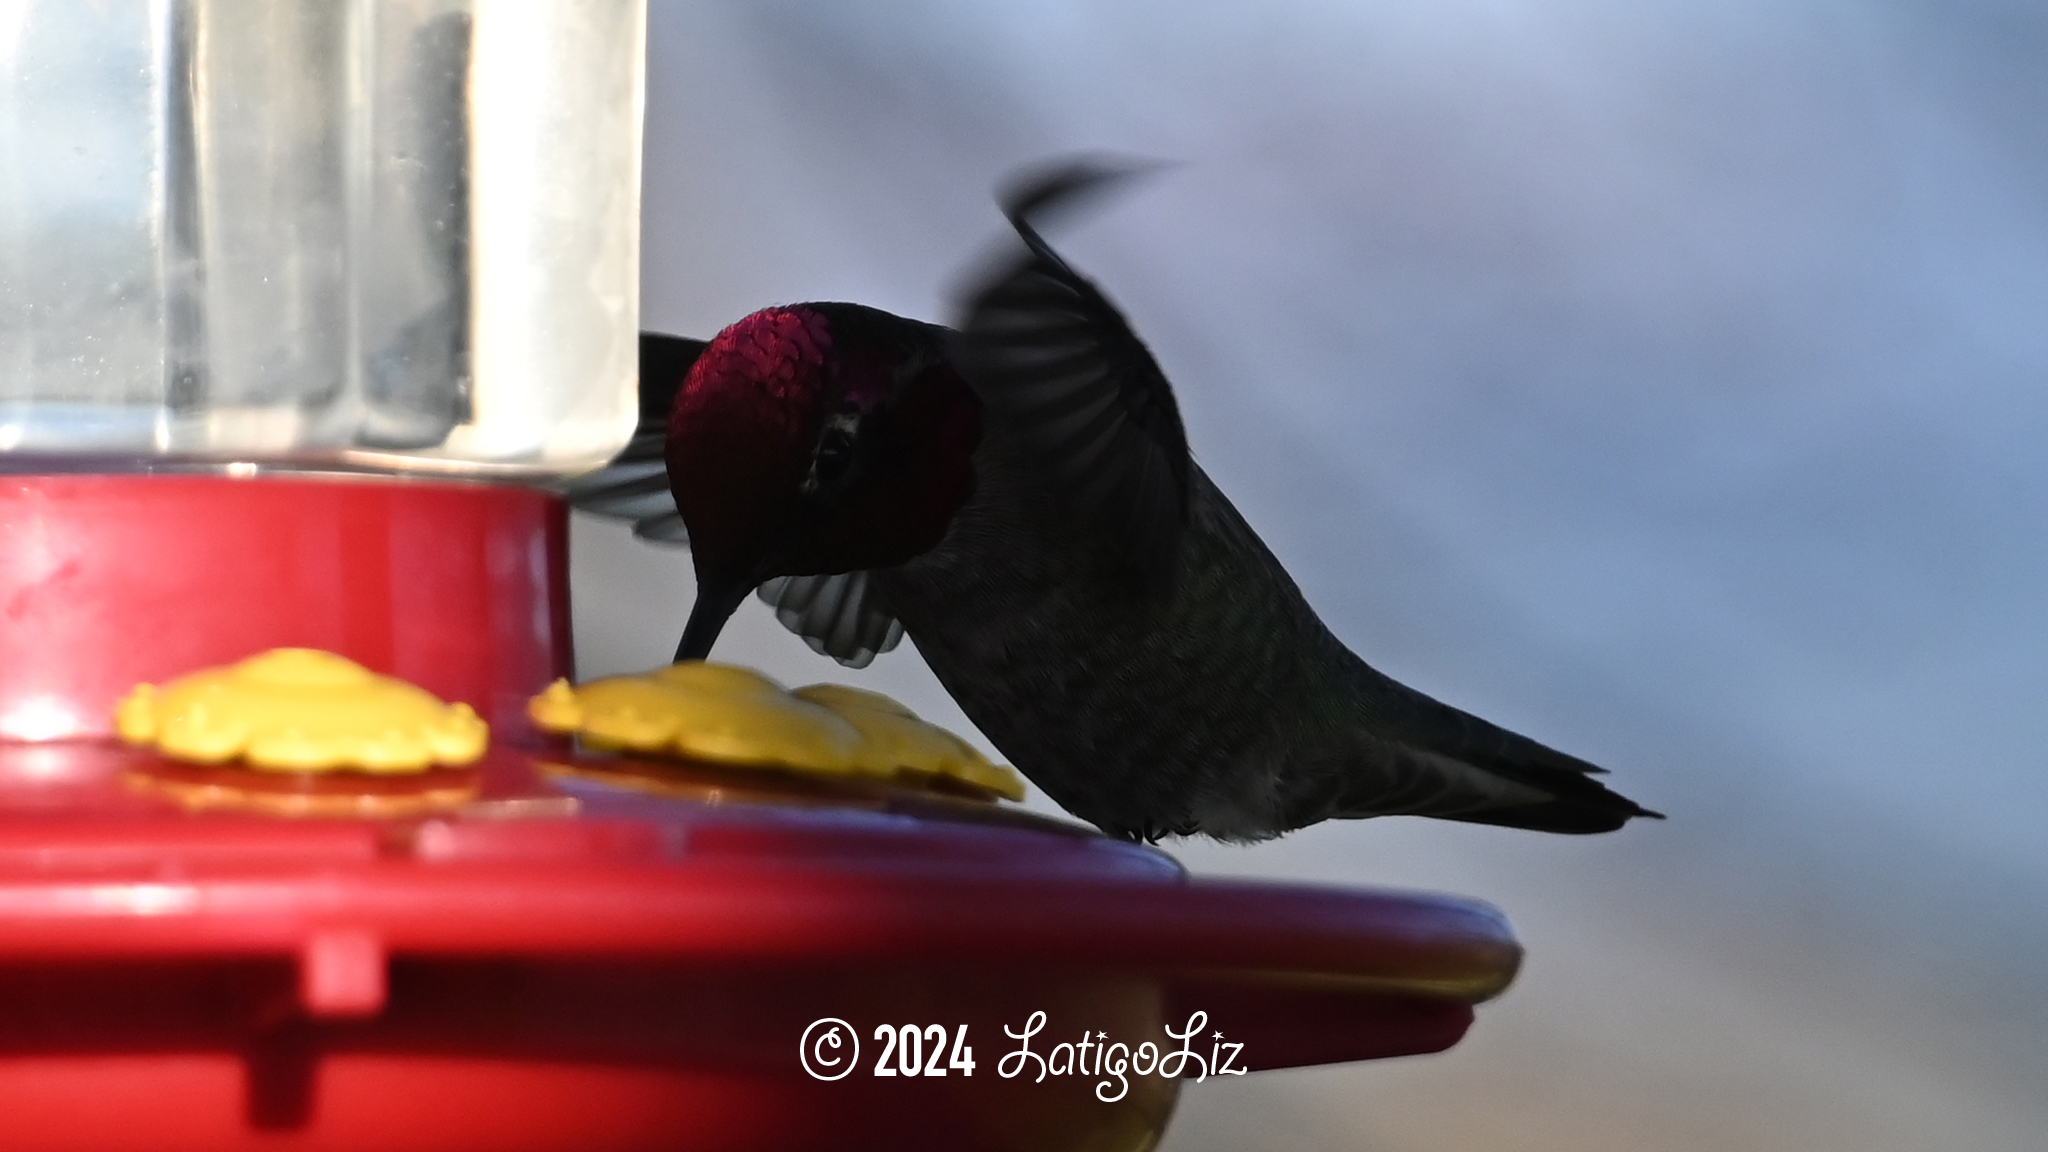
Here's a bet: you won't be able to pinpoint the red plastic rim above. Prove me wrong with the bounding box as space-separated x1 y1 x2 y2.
0 473 569 743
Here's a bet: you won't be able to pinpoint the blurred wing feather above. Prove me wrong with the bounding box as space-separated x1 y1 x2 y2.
954 162 1191 595
560 332 709 546
756 572 906 669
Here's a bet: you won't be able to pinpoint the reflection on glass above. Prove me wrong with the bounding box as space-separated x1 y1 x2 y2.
0 0 644 476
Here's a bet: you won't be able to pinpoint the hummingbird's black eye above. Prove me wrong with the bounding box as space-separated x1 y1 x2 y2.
805 409 862 493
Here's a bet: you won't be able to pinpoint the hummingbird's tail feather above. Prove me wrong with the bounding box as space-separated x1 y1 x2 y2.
1433 795 1654 835
1328 664 1663 834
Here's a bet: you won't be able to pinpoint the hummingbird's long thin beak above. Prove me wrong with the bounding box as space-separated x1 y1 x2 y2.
674 573 754 663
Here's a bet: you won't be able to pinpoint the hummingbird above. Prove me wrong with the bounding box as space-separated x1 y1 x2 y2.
569 163 1660 841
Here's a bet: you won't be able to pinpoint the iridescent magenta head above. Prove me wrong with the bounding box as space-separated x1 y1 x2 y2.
664 303 981 659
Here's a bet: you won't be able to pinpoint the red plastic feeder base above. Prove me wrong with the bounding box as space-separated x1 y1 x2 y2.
0 474 1521 1152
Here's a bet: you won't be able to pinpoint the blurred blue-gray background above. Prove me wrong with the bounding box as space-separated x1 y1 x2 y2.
579 2 2048 1147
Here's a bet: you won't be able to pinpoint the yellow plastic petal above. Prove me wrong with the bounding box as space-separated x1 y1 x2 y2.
116 648 488 773
535 662 861 771
647 661 791 697
528 680 586 731
789 683 917 719
530 662 1024 801
791 684 1027 800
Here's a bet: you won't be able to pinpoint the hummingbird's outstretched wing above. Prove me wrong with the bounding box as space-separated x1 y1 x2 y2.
954 161 1192 597
756 572 906 669
560 332 708 544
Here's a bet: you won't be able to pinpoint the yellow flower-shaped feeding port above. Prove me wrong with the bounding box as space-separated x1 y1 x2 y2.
789 683 1024 800
116 648 488 773
530 662 1026 802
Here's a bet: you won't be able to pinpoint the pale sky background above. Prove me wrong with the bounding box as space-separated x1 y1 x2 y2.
574 2 2048 1148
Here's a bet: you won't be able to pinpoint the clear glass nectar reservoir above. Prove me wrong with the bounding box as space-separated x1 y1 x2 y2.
0 0 644 476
